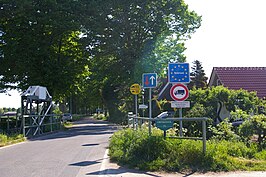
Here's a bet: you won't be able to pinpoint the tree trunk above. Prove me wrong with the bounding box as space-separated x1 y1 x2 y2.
102 84 125 124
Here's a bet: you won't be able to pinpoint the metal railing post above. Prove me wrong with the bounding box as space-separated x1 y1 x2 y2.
202 119 207 154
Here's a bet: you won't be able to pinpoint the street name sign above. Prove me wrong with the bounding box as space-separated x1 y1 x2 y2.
139 104 148 109
156 120 174 131
168 63 190 83
142 73 157 88
170 83 189 101
171 101 190 108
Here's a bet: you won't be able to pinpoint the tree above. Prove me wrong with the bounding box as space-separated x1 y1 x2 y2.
0 0 92 100
188 60 208 89
0 0 202 123
86 0 201 122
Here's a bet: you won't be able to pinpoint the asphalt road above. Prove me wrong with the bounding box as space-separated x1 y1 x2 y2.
0 117 117 177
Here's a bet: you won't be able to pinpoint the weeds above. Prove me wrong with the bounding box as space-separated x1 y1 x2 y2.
109 128 266 172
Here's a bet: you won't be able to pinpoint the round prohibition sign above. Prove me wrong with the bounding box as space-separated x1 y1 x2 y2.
170 83 189 101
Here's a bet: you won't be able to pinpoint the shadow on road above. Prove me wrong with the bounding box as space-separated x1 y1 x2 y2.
86 167 162 177
82 143 100 147
28 118 117 141
70 160 101 167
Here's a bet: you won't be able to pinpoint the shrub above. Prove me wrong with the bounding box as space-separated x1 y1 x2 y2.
93 113 107 120
239 114 266 149
0 134 7 146
109 128 266 172
0 134 25 147
209 118 240 141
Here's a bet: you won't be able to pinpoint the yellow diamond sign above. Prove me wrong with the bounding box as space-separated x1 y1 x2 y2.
130 84 141 95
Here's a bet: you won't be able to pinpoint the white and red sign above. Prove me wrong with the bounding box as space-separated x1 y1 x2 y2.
170 84 189 101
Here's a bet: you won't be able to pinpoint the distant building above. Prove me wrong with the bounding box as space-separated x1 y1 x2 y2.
209 67 266 99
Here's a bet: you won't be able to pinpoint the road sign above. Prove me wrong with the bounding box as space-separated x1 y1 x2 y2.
139 104 148 109
168 63 190 83
171 101 190 108
130 84 141 95
142 73 157 88
170 83 189 101
156 120 174 131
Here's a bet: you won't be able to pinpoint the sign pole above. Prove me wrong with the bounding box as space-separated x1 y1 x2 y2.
148 88 152 135
135 94 138 130
179 108 183 137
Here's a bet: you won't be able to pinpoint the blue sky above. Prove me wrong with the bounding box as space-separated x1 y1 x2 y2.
1 0 266 108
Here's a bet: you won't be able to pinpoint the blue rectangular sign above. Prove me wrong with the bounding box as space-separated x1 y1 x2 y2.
143 73 157 88
168 63 190 83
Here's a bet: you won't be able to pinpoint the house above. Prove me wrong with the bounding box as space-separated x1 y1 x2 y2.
209 67 266 99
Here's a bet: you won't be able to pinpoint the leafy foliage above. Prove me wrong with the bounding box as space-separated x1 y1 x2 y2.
187 86 260 122
239 114 266 149
0 0 201 122
209 118 240 141
109 128 266 172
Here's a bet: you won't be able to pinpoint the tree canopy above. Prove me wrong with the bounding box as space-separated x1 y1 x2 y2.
0 0 201 122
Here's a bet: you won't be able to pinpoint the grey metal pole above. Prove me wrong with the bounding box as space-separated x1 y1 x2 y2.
21 98 25 137
202 119 207 154
179 108 183 137
135 94 138 130
148 88 152 135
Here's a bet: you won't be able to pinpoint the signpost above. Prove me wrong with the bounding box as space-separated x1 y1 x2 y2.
142 73 157 135
130 83 141 129
170 83 189 137
139 104 148 109
156 120 174 131
168 63 190 137
142 73 157 88
170 83 189 101
171 101 190 108
130 84 141 95
168 63 190 83
156 119 174 138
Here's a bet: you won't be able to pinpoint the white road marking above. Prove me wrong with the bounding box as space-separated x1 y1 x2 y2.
99 149 109 177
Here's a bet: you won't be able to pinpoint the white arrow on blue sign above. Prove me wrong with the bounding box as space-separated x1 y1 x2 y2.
168 63 190 83
142 73 157 88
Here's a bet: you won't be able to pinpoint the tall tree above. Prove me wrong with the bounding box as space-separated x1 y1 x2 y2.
0 0 201 122
85 0 201 122
0 0 92 100
188 60 208 89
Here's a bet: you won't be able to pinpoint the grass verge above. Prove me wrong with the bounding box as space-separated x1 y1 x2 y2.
0 134 26 147
109 128 266 172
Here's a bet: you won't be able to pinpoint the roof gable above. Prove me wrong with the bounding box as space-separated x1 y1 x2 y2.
209 67 266 98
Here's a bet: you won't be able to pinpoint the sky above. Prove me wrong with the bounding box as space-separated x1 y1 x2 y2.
1 0 266 108
184 0 266 77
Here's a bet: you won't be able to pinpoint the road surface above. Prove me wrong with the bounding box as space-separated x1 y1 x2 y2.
0 117 116 177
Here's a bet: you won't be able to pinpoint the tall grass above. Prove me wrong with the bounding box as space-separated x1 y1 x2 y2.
109 128 266 172
0 134 25 147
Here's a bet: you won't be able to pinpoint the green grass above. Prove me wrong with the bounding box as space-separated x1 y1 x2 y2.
0 134 26 147
63 121 73 129
93 113 108 121
109 128 266 172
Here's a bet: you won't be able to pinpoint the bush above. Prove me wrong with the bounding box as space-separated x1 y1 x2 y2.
93 113 107 121
209 118 240 141
0 134 7 146
239 114 266 149
109 128 266 172
0 134 25 147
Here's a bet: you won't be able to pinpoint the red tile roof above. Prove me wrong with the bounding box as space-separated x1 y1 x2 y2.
209 67 266 98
